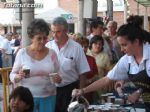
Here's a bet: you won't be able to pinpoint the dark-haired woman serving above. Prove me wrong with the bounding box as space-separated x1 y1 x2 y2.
72 23 150 111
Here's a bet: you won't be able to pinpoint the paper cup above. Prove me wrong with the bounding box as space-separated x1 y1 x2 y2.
49 73 57 84
107 96 115 103
101 94 108 104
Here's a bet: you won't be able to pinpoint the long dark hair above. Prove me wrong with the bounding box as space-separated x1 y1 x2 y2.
126 15 150 44
9 86 34 112
117 23 149 44
127 15 143 27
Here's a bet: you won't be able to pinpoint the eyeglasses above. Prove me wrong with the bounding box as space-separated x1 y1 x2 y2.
36 36 47 41
51 30 63 34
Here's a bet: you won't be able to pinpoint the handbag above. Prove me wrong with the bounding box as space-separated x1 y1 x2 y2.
68 96 89 112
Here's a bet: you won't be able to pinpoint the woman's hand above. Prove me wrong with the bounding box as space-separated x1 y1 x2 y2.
72 89 84 97
114 81 125 97
128 90 141 103
53 74 62 84
114 80 124 91
14 70 25 83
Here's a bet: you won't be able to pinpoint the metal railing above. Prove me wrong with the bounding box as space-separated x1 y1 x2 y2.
0 67 12 112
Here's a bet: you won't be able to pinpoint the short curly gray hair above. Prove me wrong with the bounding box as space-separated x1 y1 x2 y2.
27 19 50 39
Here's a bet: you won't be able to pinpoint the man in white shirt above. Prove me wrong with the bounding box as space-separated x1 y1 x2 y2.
3 33 12 67
46 17 90 112
1 34 12 67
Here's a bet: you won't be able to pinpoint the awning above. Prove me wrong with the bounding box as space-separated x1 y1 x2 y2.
35 7 76 23
0 8 20 26
135 0 150 7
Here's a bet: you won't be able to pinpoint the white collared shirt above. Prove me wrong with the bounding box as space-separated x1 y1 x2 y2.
86 34 94 41
0 35 12 54
46 39 90 87
107 44 150 80
2 39 12 54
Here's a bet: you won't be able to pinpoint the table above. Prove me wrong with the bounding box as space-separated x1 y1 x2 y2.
88 104 146 112
125 107 145 112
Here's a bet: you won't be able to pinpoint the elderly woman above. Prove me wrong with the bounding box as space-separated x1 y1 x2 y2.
10 19 61 112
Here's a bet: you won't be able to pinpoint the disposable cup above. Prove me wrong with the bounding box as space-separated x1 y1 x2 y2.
49 73 57 84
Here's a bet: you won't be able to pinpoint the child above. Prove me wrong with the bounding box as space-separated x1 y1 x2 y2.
9 86 34 112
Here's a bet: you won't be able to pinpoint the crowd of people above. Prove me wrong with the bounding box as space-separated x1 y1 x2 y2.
72 16 150 112
0 31 21 68
0 14 150 112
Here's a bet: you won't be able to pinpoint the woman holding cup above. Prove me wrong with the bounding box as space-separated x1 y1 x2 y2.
10 19 61 112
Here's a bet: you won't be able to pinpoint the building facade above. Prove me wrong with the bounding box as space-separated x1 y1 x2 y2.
58 0 150 31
